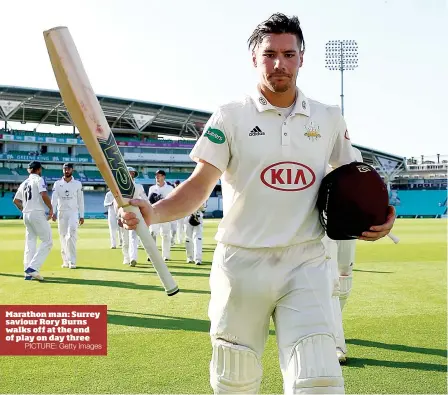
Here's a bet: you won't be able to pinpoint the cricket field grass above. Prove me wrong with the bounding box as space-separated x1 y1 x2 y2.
0 218 446 394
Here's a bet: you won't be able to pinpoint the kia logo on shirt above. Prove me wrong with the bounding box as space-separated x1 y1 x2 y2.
260 161 316 191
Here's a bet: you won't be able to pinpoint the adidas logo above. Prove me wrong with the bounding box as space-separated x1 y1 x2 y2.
249 126 265 136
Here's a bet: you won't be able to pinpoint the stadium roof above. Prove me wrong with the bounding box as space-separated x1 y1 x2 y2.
0 85 211 139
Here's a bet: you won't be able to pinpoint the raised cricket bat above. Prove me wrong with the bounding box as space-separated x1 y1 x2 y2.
43 26 179 296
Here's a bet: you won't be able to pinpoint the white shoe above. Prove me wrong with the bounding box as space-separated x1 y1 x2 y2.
69 263 76 269
337 347 347 364
195 260 202 265
25 268 44 281
123 261 130 265
61 262 69 268
187 259 194 263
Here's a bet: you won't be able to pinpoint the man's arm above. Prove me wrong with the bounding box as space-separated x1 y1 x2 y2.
120 161 221 228
13 186 24 212
41 191 53 219
50 185 58 220
13 198 23 212
78 184 85 225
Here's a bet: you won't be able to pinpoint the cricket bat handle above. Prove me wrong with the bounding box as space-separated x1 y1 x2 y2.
388 233 400 244
124 205 179 296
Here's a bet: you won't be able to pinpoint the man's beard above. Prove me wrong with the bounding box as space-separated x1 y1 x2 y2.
267 73 293 93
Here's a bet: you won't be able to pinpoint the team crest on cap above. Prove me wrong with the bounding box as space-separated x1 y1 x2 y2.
259 97 267 105
304 122 321 141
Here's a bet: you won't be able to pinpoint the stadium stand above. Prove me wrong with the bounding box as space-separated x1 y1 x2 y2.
393 190 447 218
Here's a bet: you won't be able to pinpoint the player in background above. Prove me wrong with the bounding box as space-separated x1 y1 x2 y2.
51 163 84 269
121 167 146 266
104 189 123 248
173 180 186 244
13 161 53 281
185 202 206 265
118 14 395 393
147 169 173 261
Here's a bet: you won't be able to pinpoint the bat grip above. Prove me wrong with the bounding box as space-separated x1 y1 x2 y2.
387 233 400 244
123 204 179 296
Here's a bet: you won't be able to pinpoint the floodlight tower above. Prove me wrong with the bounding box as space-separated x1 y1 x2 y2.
325 40 358 116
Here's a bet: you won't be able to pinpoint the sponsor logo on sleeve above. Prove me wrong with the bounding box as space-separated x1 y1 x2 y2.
204 127 226 144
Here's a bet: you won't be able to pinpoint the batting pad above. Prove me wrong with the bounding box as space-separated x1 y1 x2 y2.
339 275 353 311
210 339 262 394
284 333 344 394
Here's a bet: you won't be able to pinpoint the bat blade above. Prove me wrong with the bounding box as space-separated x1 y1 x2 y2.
43 26 179 296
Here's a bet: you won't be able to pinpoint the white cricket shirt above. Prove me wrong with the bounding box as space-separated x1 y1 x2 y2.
147 182 174 201
14 174 48 213
51 178 85 217
190 87 358 248
104 191 115 207
134 183 147 200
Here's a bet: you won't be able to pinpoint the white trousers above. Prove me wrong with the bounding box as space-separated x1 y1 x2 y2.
122 229 138 263
107 207 123 248
185 222 203 262
23 211 53 272
150 222 171 259
57 211 79 265
209 241 341 390
176 218 186 244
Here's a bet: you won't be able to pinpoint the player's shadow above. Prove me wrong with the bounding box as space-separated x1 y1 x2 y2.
346 339 447 357
80 266 211 278
108 311 210 333
166 264 211 270
0 273 210 294
353 269 394 274
107 310 276 335
346 357 446 372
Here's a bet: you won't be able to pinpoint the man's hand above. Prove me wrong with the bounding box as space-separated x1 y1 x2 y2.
48 209 54 221
358 205 396 242
79 218 84 225
119 199 154 230
51 213 57 222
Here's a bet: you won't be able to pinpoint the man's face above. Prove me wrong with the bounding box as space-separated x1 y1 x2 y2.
63 167 73 178
252 33 303 93
37 168 42 176
155 174 165 184
129 171 136 179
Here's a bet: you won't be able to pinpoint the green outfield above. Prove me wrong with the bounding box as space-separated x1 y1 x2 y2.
0 218 446 394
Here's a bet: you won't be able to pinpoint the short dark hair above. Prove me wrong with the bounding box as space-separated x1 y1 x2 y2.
247 13 305 52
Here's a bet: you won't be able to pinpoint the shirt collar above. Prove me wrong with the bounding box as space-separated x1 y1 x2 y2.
250 85 310 117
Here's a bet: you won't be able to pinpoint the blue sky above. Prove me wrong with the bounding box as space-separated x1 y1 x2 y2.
1 0 446 159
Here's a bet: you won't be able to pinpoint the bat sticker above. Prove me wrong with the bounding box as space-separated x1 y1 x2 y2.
98 133 135 199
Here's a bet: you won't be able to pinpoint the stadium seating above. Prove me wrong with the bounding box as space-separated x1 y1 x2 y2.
82 191 107 218
0 168 13 175
394 190 447 217
0 192 21 218
83 171 103 180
